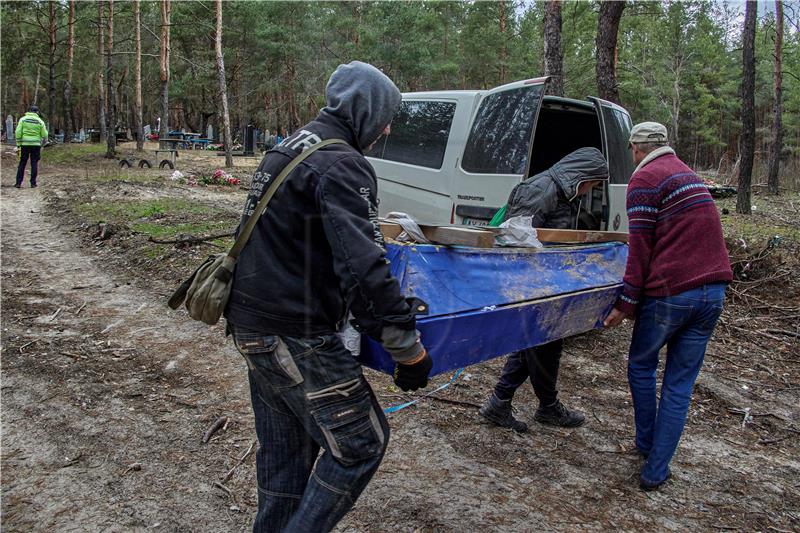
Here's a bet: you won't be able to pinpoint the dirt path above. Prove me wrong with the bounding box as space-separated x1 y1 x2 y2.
2 187 255 531
2 153 799 532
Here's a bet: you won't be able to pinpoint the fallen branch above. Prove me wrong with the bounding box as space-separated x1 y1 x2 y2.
48 308 62 322
221 440 257 483
213 481 236 505
425 395 482 409
122 462 142 475
18 340 38 353
763 329 800 339
149 231 234 245
202 415 230 443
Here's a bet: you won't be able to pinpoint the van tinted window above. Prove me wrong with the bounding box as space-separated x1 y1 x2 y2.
602 106 636 184
462 85 543 174
365 100 456 169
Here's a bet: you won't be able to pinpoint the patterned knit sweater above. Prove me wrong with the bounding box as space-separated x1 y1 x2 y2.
615 151 733 316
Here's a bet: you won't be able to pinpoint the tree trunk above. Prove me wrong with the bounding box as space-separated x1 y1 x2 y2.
215 0 233 167
105 0 116 159
498 0 508 85
133 0 144 151
543 1 564 97
736 0 757 215
48 0 57 131
767 0 783 195
34 63 41 106
160 0 171 136
98 1 106 141
595 0 625 104
62 0 75 142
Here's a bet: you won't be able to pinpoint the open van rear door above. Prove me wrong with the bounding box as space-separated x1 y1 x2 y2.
454 78 547 225
588 97 636 232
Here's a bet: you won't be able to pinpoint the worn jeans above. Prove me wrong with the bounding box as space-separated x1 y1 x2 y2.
627 283 726 486
493 339 564 406
16 145 41 187
232 326 390 533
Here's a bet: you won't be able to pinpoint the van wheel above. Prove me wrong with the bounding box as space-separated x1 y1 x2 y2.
118 159 132 168
138 159 152 168
159 160 174 169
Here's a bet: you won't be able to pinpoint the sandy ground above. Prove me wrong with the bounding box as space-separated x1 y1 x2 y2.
1 144 798 532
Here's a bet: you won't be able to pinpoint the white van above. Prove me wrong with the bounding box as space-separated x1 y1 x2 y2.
366 77 636 232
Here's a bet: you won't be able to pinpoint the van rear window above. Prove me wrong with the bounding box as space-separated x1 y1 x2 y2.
462 85 543 175
366 100 456 170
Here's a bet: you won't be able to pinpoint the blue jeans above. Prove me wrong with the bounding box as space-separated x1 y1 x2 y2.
232 327 390 533
627 283 726 486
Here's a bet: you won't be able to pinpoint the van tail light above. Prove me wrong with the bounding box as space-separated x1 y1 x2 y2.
450 204 455 224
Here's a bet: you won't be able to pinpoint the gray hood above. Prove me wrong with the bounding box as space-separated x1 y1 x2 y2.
321 61 402 149
549 147 609 201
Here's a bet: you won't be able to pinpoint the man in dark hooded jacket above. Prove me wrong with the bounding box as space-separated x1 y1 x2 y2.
225 61 432 533
480 147 609 432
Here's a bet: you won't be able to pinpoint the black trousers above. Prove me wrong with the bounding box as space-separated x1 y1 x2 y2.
492 339 564 406
16 145 41 186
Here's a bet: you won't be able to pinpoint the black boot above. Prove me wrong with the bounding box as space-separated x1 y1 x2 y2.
479 394 528 433
534 399 585 427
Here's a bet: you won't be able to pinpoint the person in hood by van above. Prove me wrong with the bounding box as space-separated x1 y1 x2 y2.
480 147 609 432
14 105 48 188
604 122 731 491
224 61 432 532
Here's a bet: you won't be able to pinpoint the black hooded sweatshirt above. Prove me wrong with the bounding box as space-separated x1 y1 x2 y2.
225 62 423 362
506 147 609 229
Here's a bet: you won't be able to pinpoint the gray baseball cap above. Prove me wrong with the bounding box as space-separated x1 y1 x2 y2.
629 122 668 144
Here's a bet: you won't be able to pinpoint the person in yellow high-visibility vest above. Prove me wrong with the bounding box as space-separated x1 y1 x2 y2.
15 105 48 188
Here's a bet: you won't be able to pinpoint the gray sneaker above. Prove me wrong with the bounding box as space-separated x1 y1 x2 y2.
534 400 586 427
479 394 528 433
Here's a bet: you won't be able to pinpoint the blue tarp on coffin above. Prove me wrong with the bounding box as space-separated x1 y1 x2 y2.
357 242 628 376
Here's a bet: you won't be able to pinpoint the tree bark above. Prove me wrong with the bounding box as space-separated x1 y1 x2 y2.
62 0 75 142
215 0 233 167
543 1 564 97
105 0 116 159
736 0 757 215
34 63 41 106
595 0 625 103
133 0 144 151
767 0 783 195
48 0 57 131
160 0 171 136
498 0 508 85
97 1 106 141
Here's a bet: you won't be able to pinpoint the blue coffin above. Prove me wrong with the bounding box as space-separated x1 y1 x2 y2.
357 242 628 376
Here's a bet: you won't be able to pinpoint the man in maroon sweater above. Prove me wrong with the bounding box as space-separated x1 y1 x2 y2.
604 122 732 491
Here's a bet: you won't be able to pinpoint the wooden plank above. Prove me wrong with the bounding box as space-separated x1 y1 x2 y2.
380 222 495 248
380 223 628 247
421 226 495 248
533 228 628 244
380 222 403 241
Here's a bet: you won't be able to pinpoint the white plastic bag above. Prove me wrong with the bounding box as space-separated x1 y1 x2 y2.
494 215 543 248
380 212 430 243
337 318 362 357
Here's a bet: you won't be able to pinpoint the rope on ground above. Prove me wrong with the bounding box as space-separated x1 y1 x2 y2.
383 368 464 414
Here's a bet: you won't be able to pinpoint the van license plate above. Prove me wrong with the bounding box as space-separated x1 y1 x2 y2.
460 218 490 227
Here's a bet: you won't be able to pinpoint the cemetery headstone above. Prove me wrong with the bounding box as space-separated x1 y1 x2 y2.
5 115 14 144
244 124 255 156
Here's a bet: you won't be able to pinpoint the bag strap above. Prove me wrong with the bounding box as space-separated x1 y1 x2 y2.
228 138 348 260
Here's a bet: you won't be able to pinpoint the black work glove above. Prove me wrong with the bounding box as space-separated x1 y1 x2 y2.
393 348 433 392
